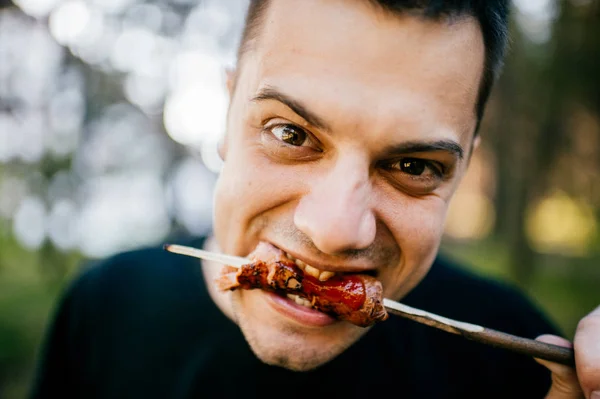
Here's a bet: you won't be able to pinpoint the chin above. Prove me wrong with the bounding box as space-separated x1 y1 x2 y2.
244 327 359 372
254 346 336 372
231 290 368 371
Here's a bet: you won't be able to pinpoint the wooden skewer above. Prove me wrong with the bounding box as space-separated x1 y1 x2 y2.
164 244 576 367
382 299 575 366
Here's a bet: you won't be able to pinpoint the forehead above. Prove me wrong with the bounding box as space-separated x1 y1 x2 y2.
241 0 485 144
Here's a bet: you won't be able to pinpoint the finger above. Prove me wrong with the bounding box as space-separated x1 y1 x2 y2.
535 335 584 399
574 305 600 399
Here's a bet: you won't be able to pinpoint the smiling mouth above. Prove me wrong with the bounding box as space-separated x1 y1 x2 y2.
279 249 377 308
217 241 388 327
264 246 337 310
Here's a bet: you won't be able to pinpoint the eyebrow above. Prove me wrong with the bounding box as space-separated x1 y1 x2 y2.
382 140 464 159
251 86 331 131
252 86 464 160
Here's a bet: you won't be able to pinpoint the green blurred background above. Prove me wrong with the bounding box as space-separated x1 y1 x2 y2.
0 0 599 397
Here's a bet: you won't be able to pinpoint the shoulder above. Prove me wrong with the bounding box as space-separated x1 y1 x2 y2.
403 253 561 338
80 236 204 288
389 254 557 397
63 236 212 326
30 236 230 397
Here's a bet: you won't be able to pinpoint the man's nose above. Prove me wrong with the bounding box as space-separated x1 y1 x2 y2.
294 156 376 255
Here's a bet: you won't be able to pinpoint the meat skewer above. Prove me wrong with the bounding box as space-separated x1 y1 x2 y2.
217 249 388 327
164 243 575 366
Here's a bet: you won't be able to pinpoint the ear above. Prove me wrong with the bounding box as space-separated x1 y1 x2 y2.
217 137 227 161
472 134 481 150
225 67 237 98
468 135 481 164
218 67 237 162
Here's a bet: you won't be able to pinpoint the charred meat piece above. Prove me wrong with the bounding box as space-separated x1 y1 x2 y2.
217 243 388 327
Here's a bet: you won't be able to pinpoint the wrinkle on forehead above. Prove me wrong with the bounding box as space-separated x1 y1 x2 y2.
257 0 484 83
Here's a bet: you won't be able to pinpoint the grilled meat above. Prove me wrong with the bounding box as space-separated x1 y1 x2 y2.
217 243 388 327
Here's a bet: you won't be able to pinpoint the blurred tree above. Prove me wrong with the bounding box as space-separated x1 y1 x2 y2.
486 0 600 287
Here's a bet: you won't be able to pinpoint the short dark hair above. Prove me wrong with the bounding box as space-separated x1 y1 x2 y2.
237 0 511 135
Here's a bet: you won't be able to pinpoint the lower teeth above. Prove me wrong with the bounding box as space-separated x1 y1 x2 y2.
286 293 312 308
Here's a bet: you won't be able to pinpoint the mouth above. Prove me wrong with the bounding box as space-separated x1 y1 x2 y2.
218 240 388 327
268 244 377 312
269 248 334 313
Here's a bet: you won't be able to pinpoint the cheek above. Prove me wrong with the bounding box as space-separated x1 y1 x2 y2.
213 140 264 253
378 185 449 252
376 188 450 295
403 199 448 251
213 137 307 253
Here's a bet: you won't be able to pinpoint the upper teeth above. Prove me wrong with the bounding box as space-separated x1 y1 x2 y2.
286 253 336 282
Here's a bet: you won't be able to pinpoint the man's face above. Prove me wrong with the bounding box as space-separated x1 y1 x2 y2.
207 0 484 371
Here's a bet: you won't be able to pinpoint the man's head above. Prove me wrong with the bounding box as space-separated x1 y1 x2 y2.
237 0 510 132
205 0 509 371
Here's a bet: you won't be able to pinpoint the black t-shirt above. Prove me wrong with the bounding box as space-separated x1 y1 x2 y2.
29 236 560 398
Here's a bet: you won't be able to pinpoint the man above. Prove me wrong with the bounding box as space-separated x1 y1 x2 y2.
31 0 599 398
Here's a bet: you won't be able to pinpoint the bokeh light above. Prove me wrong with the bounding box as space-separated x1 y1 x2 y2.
1 0 248 258
12 196 47 250
526 191 597 256
513 0 558 44
48 0 92 46
167 157 216 236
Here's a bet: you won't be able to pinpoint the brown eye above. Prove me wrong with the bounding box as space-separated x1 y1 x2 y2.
271 125 308 146
400 159 426 175
379 157 448 194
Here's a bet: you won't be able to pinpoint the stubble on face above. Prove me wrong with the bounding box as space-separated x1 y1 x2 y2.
207 0 485 371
